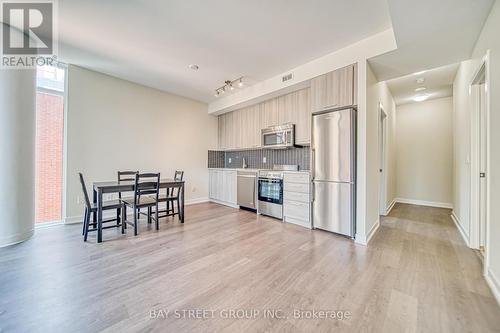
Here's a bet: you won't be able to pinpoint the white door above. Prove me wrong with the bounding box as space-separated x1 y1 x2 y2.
479 83 487 253
378 105 387 215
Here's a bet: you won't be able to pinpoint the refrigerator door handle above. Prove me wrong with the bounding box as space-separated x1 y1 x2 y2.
311 148 315 180
311 182 315 202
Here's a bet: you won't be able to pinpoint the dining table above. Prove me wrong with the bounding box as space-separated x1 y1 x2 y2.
92 178 185 243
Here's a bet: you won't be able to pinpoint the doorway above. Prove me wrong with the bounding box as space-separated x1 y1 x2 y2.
378 103 388 215
470 53 490 268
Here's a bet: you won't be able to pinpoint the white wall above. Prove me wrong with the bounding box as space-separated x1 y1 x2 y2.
396 97 453 207
360 63 396 244
208 29 397 114
453 60 479 239
0 66 36 247
453 0 500 302
65 65 218 221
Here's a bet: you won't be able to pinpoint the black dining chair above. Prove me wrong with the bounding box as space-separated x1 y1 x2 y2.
121 173 160 236
79 173 123 242
153 170 184 220
118 171 138 218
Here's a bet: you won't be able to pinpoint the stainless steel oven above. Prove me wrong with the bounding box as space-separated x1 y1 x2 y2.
258 171 284 219
261 124 295 149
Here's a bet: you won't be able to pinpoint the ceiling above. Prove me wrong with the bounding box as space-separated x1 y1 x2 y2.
385 63 459 105
369 0 494 81
56 0 392 103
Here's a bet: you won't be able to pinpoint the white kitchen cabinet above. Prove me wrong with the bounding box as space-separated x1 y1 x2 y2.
222 170 237 204
208 169 237 207
311 64 356 113
283 172 311 228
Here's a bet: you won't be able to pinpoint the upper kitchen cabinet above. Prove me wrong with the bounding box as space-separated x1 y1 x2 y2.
217 87 311 150
310 64 356 113
294 88 311 144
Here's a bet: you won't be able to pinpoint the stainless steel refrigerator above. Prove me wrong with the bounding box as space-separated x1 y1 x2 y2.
312 108 356 237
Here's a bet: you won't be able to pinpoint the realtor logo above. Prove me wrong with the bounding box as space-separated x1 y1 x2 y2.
1 0 57 68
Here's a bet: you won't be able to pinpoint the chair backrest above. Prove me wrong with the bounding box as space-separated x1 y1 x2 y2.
78 173 92 209
170 170 184 196
118 171 138 199
174 170 184 181
118 171 138 182
134 173 160 204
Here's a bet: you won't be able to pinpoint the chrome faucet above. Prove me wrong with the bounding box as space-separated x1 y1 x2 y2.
242 157 247 169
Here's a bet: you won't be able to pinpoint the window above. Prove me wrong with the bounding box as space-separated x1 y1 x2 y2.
35 64 66 224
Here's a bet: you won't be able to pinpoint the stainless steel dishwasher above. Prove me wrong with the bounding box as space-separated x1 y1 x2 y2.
237 171 257 210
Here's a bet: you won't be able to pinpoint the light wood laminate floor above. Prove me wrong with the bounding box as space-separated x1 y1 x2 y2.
0 203 499 332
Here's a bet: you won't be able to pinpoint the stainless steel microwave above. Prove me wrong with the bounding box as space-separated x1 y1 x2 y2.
261 124 295 149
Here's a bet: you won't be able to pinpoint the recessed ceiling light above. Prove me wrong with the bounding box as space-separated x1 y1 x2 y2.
188 64 199 70
415 87 426 92
414 70 426 76
416 78 425 84
413 94 429 102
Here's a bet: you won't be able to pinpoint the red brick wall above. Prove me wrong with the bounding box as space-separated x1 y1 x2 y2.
35 92 64 223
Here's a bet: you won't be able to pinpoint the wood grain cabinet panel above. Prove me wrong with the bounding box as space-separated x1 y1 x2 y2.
217 85 319 149
294 88 311 144
218 115 226 150
311 64 355 113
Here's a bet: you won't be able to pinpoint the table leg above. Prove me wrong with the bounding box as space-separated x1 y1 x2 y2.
97 189 103 243
180 183 185 223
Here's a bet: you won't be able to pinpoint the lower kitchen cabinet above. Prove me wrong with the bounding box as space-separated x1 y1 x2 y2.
283 172 311 228
208 169 237 207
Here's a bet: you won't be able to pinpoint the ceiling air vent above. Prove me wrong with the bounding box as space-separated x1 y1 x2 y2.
282 73 293 83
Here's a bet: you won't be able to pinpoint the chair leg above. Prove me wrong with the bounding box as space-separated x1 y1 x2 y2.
155 203 159 230
147 207 152 224
123 205 128 230
121 205 125 234
176 199 181 220
82 207 88 235
133 207 138 236
83 209 90 242
116 208 120 226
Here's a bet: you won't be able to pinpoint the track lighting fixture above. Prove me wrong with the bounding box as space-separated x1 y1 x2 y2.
214 77 244 97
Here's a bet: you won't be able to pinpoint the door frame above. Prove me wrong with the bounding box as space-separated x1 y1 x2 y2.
469 51 490 275
378 103 388 216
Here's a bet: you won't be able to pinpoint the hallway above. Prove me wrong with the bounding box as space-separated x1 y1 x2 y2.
374 204 500 332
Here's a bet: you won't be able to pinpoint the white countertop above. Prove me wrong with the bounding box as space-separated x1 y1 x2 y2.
208 167 310 174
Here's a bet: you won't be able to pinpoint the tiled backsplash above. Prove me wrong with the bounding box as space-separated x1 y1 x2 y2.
207 150 225 168
208 146 310 170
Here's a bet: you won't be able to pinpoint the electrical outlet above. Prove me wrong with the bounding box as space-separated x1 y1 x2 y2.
192 187 197 193
263 156 267 163
229 158 232 163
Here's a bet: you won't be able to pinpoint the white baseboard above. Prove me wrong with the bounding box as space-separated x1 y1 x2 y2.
186 197 209 205
0 229 34 248
208 198 239 209
486 269 500 307
450 211 470 247
355 218 380 246
64 197 209 225
395 197 453 209
385 199 396 215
